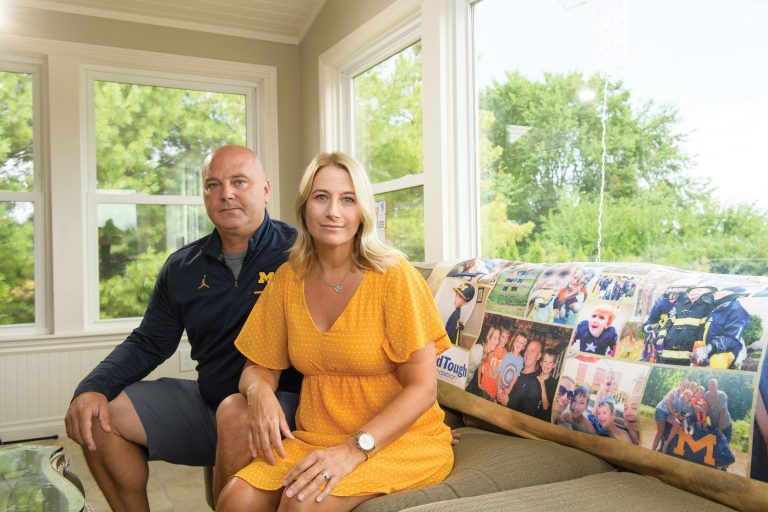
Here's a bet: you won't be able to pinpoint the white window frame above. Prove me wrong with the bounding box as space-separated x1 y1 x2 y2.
318 0 477 262
84 66 261 327
0 35 279 339
0 56 50 336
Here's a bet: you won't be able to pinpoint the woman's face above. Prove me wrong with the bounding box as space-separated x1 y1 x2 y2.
304 165 361 250
486 328 501 351
555 380 575 412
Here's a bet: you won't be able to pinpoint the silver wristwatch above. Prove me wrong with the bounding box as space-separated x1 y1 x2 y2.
353 431 375 459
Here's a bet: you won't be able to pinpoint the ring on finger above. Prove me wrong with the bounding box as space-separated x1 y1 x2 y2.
321 470 331 482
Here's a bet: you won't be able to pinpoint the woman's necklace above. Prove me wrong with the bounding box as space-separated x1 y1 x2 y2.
317 265 352 294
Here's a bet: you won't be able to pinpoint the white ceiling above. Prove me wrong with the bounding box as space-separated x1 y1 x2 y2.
11 0 327 44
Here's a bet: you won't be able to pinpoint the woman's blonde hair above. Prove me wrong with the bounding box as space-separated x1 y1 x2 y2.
288 152 404 274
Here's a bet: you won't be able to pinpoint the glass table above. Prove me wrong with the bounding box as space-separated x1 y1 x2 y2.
0 444 87 511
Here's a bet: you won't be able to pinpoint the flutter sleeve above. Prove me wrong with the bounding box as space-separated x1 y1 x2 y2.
234 263 291 370
382 259 450 363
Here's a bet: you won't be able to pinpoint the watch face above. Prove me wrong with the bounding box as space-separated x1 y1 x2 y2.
358 432 375 451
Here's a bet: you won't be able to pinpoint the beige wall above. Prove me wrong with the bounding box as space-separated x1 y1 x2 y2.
4 5 303 224
299 0 399 167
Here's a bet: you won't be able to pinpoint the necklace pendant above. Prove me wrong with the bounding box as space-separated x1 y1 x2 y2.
332 284 343 293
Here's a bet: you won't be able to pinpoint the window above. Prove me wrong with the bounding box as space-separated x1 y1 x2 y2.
89 75 248 320
318 2 434 261
352 42 425 260
472 0 768 275
0 64 44 328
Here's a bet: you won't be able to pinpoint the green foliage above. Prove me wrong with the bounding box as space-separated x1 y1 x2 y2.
744 315 763 346
377 187 425 261
95 81 246 195
478 71 768 276
0 202 35 325
354 43 422 184
730 419 751 453
0 71 34 191
100 248 166 319
480 195 534 260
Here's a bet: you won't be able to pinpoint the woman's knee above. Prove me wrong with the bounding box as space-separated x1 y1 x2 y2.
218 477 280 512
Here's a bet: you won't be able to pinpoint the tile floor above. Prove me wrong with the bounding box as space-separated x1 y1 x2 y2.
20 437 211 511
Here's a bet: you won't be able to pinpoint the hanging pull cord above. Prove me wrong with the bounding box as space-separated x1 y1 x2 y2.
595 72 609 262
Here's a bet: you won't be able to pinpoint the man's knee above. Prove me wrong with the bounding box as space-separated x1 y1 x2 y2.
103 391 148 447
217 393 248 436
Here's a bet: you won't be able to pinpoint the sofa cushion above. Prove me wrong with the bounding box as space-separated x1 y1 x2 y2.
400 471 736 512
354 427 614 512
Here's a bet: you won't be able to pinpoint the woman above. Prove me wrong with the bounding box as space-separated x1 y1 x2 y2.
651 379 688 452
477 325 505 401
217 152 453 512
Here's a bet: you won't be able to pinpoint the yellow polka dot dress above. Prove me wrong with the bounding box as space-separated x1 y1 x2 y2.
233 258 454 496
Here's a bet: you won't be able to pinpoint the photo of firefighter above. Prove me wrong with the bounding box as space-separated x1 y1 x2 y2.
640 366 755 476
636 282 764 371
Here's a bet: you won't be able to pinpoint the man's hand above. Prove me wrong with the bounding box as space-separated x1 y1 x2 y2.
65 391 111 451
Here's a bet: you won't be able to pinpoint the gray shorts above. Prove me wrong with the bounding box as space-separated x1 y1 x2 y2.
125 377 299 466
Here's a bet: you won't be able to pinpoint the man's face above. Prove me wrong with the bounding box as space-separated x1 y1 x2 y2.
523 340 542 370
203 146 270 239
708 379 718 394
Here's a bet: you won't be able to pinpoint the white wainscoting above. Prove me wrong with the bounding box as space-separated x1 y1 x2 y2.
0 335 193 443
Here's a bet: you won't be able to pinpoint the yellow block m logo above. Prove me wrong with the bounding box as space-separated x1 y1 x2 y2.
258 272 274 284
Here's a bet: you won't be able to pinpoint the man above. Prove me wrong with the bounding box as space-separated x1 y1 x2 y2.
692 287 750 369
65 145 301 512
657 286 717 366
704 378 733 442
505 339 544 416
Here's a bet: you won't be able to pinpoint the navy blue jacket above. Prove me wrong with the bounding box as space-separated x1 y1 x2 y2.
74 213 301 409
706 296 750 357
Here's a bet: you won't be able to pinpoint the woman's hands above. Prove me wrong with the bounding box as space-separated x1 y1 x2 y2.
240 362 294 465
282 439 365 503
245 383 295 464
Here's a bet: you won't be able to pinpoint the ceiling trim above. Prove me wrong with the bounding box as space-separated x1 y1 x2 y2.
10 0 301 45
